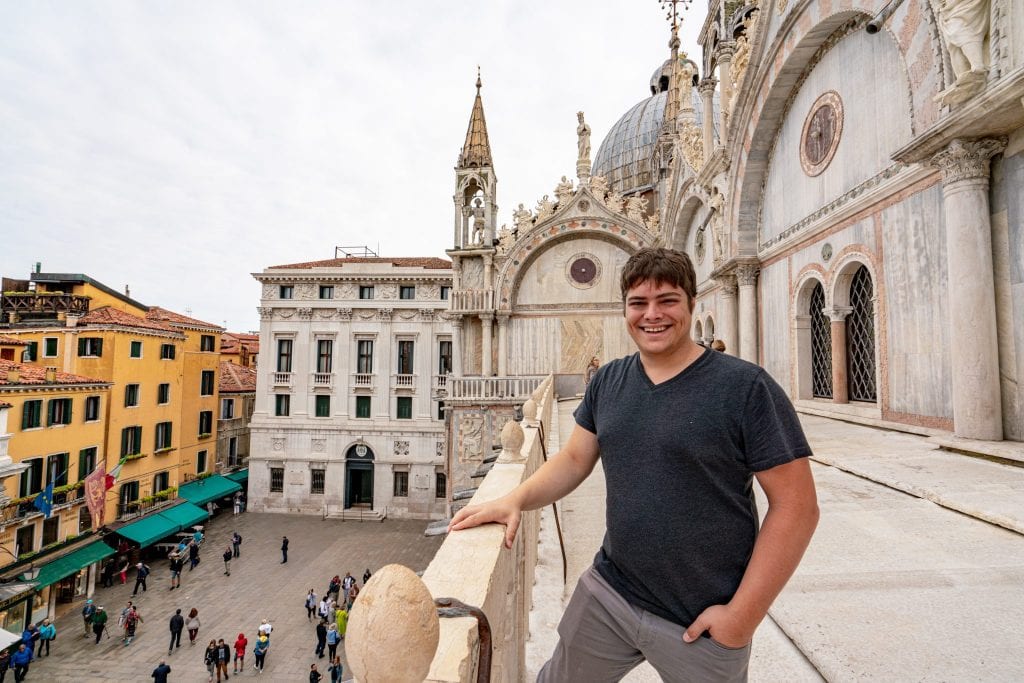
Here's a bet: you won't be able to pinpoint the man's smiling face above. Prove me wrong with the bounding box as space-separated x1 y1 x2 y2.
624 278 698 361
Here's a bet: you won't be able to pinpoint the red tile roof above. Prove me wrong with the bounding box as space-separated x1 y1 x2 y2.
0 336 28 346
219 361 256 393
145 306 223 331
220 332 259 355
269 257 451 270
79 306 177 332
0 359 108 386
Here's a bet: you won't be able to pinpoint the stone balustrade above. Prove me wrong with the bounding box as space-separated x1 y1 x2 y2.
450 289 494 312
447 376 546 404
348 374 555 682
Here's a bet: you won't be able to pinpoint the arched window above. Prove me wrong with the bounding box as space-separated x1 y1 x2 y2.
694 320 703 342
847 266 877 402
706 317 715 341
810 282 832 398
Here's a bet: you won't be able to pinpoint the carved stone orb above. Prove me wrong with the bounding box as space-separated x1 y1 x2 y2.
347 564 440 683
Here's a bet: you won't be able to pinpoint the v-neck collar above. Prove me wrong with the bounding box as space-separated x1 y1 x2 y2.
634 346 711 389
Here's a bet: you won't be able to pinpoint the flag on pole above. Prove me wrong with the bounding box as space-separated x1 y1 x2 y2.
32 480 54 518
104 458 126 491
84 463 108 528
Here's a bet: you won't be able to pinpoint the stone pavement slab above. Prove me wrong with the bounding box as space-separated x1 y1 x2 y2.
29 512 442 682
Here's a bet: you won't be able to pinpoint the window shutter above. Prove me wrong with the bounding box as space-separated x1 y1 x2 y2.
121 428 129 456
47 400 55 426
78 338 86 356
96 339 103 356
66 399 72 424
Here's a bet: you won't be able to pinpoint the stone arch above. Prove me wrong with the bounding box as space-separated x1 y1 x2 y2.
830 251 880 403
704 314 716 343
729 2 940 254
793 267 831 400
694 318 704 342
668 191 705 252
495 219 650 311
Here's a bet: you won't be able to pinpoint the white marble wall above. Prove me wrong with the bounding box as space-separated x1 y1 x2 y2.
881 185 953 420
761 29 913 241
759 260 792 388
506 315 634 375
513 238 630 307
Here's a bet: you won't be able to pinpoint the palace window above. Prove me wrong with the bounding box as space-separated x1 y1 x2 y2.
160 343 176 360
810 283 833 399
357 340 373 374
85 395 101 422
121 426 143 457
201 370 215 396
221 398 235 419
43 337 58 358
197 450 208 474
319 285 334 300
311 469 325 495
847 266 877 402
440 286 450 301
129 340 143 358
124 384 140 407
315 395 331 417
438 340 452 375
358 286 374 300
279 285 293 300
399 286 415 300
19 458 43 497
270 467 284 492
397 340 414 375
48 398 73 425
435 472 446 499
277 339 293 373
317 339 333 374
275 394 290 417
158 383 170 405
396 396 412 420
21 400 42 429
155 421 173 450
393 471 408 497
355 396 371 419
198 411 213 436
77 337 103 357
201 335 216 352
46 452 69 486
78 447 97 480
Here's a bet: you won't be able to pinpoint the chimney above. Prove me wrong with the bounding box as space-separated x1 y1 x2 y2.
45 366 57 383
125 284 130 297
66 313 81 328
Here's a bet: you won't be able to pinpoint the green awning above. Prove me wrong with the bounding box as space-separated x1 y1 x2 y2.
178 474 241 506
117 513 180 548
157 502 208 529
225 468 248 483
29 540 115 588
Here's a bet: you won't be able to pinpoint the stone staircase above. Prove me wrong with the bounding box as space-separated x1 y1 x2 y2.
324 506 386 522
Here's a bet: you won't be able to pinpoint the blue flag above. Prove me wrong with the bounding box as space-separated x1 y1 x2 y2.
33 481 53 518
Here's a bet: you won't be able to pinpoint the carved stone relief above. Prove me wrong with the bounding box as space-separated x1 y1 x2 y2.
272 438 285 452
800 91 843 177
436 441 445 458
339 284 357 299
462 259 484 288
311 438 326 453
393 440 409 456
296 284 316 300
257 307 274 321
457 414 485 463
261 284 276 299
297 308 313 319
379 284 398 300
338 308 353 321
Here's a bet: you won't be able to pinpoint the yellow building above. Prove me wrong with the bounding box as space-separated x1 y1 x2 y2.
0 358 112 630
0 274 223 524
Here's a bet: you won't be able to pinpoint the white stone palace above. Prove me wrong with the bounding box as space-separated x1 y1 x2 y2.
247 256 453 519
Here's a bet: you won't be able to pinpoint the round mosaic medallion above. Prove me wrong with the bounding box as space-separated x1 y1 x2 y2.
566 253 601 289
800 91 843 177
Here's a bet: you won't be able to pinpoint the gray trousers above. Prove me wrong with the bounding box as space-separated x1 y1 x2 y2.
538 566 750 683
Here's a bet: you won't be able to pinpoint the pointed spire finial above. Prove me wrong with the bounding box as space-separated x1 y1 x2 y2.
458 68 493 169
476 65 482 91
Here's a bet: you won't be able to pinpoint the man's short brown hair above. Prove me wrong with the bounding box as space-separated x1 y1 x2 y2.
620 247 697 302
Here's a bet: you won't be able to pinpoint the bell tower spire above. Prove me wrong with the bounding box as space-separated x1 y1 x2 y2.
452 68 498 249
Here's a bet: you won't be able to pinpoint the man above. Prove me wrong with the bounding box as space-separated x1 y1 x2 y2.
152 660 172 683
82 598 96 637
92 606 108 644
133 562 150 595
309 663 323 682
314 618 327 659
169 553 184 590
188 540 200 571
168 608 185 655
305 589 318 621
216 638 231 681
341 572 354 594
280 536 288 563
449 247 819 682
231 531 242 558
223 546 233 576
11 643 31 683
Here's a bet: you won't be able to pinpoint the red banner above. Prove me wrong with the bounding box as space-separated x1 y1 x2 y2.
84 465 107 528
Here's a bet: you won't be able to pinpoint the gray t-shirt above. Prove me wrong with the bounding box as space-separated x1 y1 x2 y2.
574 348 811 629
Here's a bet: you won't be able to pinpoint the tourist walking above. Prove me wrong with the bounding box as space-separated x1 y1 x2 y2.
216 638 231 681
252 633 270 673
10 644 31 683
233 632 248 673
280 536 288 563
233 492 242 516
169 554 184 590
152 660 172 683
81 598 96 637
317 597 330 622
168 608 185 654
335 606 348 640
362 568 372 584
123 605 143 645
133 562 151 595
305 590 317 621
36 618 55 657
341 572 354 595
186 608 201 645
314 618 327 658
188 541 200 571
327 575 341 603
101 560 115 587
309 663 323 682
92 606 108 643
328 655 344 683
258 619 272 638
204 641 218 683
326 623 340 660
346 582 359 610
223 546 233 576
118 558 130 584
231 531 242 558
0 649 10 683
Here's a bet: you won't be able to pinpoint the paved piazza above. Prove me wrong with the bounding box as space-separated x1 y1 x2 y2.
31 512 443 682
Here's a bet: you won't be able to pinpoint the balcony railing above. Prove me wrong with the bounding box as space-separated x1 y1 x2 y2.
391 373 415 390
433 374 449 391
1 292 91 320
352 372 374 387
271 372 293 387
450 288 493 313
311 372 333 387
116 496 177 522
448 376 546 402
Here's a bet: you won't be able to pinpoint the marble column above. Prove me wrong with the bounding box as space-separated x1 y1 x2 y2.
699 78 717 161
931 137 1007 440
483 254 493 290
715 43 735 138
827 307 853 404
496 314 509 377
452 196 462 248
717 275 738 356
451 256 461 291
480 312 494 377
451 315 464 377
736 264 760 363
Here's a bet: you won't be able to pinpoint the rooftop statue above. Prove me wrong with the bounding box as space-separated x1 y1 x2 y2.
577 112 591 162
555 176 574 207
935 0 991 105
513 203 534 231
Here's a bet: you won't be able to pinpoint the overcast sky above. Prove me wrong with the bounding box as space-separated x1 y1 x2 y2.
1 1 707 332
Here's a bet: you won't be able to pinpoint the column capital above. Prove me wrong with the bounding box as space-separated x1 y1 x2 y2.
447 313 464 328
716 274 738 297
735 263 760 286
698 77 718 97
479 312 494 323
826 306 853 323
495 313 510 326
715 41 737 62
930 137 1007 184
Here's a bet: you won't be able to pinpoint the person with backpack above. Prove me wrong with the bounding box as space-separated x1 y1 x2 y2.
231 531 242 558
133 562 151 596
252 633 270 673
81 599 96 637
